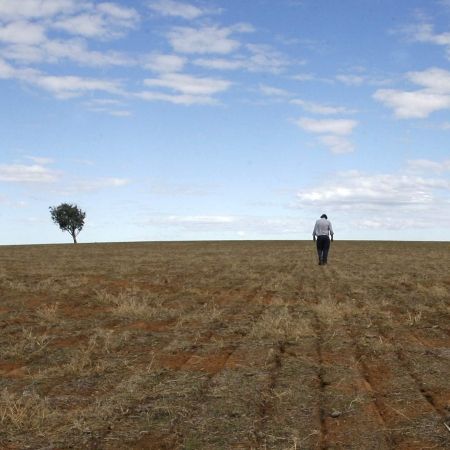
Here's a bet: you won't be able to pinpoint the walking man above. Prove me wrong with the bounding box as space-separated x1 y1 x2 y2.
313 214 334 265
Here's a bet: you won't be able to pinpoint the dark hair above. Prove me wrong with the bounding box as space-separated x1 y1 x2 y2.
320 214 328 219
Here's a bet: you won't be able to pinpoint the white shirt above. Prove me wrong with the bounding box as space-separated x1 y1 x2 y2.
313 218 334 237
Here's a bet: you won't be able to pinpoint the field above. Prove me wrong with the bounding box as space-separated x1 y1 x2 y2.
0 241 449 449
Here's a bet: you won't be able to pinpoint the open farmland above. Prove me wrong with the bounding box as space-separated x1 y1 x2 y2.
0 241 449 449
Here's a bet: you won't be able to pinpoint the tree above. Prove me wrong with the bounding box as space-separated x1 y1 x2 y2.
49 203 86 244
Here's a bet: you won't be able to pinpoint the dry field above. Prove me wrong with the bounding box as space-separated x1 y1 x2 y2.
0 240 449 450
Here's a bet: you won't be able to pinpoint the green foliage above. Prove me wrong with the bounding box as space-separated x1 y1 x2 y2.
49 203 86 243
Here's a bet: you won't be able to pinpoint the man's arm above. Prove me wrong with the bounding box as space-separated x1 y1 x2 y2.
313 222 317 241
329 221 334 241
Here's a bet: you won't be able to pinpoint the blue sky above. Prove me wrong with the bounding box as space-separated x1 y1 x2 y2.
1 0 450 244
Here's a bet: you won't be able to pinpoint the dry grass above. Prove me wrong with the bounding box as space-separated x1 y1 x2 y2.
0 241 449 449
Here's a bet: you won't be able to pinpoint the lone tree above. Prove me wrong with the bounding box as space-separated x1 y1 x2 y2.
49 203 86 244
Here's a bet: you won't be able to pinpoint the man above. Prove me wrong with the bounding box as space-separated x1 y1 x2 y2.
313 214 334 265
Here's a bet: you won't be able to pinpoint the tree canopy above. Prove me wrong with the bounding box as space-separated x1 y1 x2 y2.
49 203 86 244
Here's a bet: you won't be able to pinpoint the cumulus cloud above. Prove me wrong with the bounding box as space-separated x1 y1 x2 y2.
0 0 78 20
136 90 218 106
147 0 214 20
144 73 231 95
295 117 357 154
0 157 130 196
32 74 122 98
374 67 450 119
0 57 122 98
294 162 450 231
193 43 290 73
401 20 450 58
1 39 133 66
296 118 357 135
52 3 139 39
291 99 356 115
408 67 450 92
143 53 186 73
336 74 365 86
318 135 354 154
0 1 139 72
167 25 252 54
139 72 232 105
0 21 47 45
373 89 450 118
61 177 130 193
259 84 291 97
407 158 450 173
0 163 61 183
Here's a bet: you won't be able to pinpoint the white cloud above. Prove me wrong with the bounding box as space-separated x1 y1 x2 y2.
407 158 450 173
0 0 78 20
1 39 134 66
245 43 290 73
193 44 290 74
25 156 55 165
97 2 139 22
296 118 357 135
259 84 291 97
295 169 450 219
336 74 365 86
407 67 450 92
295 117 357 154
0 57 16 78
318 135 354 154
0 21 46 45
193 57 245 70
67 177 130 192
86 99 132 117
0 163 60 183
0 58 122 98
336 71 391 87
148 0 212 19
373 89 450 119
33 74 122 99
402 21 450 58
144 73 231 96
52 3 139 39
291 99 355 115
167 25 244 54
143 53 186 73
292 73 314 81
136 90 217 105
374 67 450 119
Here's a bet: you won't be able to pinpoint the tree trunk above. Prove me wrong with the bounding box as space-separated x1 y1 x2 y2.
72 233 77 244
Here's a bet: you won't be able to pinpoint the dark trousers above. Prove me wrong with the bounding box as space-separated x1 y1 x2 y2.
316 235 330 264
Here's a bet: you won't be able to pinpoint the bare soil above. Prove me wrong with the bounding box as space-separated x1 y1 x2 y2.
0 241 449 449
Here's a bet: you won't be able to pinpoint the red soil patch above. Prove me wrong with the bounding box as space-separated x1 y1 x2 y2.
224 347 270 369
396 439 444 450
182 350 233 375
155 352 194 370
0 362 26 378
127 320 175 332
59 304 110 319
26 295 49 308
132 432 178 449
51 335 88 348
0 307 10 314
428 388 450 412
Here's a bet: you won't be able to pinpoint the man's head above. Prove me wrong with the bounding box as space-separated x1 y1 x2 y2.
320 214 328 219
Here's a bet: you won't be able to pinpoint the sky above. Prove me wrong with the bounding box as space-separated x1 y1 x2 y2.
1 0 450 244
